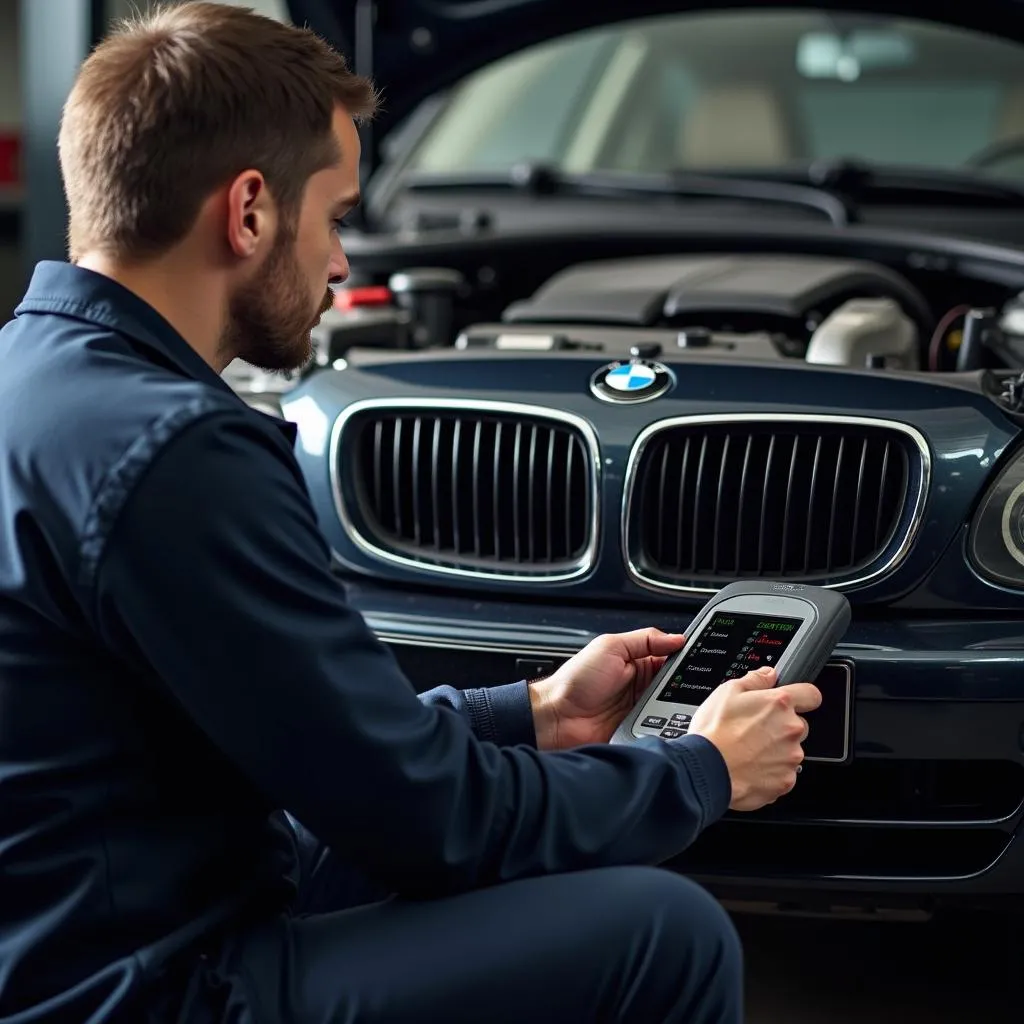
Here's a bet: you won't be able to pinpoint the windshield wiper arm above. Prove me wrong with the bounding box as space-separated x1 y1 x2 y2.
401 162 856 227
757 158 1024 209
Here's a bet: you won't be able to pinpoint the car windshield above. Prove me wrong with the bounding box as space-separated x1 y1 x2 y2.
404 10 1024 182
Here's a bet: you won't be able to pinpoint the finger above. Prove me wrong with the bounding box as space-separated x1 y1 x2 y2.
797 715 810 743
729 666 777 690
609 627 686 661
632 654 668 696
781 682 823 713
637 653 668 678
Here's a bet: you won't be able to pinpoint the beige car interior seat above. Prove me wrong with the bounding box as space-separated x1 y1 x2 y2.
995 84 1024 141
678 85 793 168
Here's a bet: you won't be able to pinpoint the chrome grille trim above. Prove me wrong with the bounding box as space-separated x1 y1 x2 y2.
621 413 931 595
329 398 601 582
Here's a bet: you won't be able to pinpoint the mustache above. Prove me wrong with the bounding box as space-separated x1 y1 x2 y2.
320 289 334 316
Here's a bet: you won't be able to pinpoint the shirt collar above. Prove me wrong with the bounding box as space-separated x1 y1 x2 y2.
16 261 298 445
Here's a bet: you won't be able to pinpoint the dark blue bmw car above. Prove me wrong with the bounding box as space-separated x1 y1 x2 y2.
229 0 1024 918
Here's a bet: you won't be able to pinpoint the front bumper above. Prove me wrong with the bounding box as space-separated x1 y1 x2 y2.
345 581 1024 912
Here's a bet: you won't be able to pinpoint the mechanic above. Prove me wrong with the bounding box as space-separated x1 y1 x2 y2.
0 4 822 1023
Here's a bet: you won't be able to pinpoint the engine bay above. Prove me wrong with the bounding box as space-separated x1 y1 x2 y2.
457 253 929 372
225 237 1024 421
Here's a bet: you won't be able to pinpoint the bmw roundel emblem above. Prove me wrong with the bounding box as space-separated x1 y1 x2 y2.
590 359 673 403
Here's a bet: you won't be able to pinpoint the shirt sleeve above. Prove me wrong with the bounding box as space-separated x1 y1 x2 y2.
88 408 731 897
420 681 539 748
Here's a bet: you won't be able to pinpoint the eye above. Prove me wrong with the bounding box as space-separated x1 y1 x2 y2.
332 214 352 234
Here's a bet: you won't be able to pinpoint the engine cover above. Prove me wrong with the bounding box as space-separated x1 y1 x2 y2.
501 253 928 337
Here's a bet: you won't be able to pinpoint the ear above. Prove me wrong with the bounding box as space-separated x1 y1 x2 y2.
225 170 274 259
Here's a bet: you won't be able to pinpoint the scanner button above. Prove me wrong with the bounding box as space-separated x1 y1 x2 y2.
642 716 667 729
660 727 685 739
670 714 691 725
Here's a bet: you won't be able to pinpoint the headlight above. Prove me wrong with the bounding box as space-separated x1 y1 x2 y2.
969 446 1024 586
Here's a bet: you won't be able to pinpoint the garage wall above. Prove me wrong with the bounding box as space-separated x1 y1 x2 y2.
105 0 289 23
0 1 21 321
0 1 18 132
0 0 292 320
0 0 20 321
0 0 289 131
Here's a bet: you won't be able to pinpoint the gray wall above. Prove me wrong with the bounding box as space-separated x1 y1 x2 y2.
0 0 291 322
1 0 22 322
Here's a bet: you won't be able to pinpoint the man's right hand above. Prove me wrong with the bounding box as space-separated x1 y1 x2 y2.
687 667 822 811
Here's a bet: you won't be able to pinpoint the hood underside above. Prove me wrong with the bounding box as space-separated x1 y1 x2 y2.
292 0 1024 154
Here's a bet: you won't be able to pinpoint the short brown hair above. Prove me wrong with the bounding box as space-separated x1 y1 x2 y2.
58 1 378 262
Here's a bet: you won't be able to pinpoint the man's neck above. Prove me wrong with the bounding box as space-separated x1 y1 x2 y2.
75 250 230 372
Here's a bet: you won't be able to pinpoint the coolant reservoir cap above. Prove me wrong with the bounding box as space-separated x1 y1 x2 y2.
676 328 712 348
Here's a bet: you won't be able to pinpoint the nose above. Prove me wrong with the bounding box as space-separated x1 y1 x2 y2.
328 236 350 291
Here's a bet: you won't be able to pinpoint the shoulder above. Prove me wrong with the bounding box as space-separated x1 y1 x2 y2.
78 389 303 587
0 312 299 586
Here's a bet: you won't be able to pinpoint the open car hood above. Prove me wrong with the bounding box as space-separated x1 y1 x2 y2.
293 0 1024 161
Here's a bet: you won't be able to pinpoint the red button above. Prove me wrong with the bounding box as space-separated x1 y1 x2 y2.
333 286 393 310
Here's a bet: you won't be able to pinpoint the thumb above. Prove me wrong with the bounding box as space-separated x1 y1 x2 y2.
612 628 686 661
644 629 687 657
783 682 823 713
730 666 777 690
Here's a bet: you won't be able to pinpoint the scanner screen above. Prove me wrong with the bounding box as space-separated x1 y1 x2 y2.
657 612 803 704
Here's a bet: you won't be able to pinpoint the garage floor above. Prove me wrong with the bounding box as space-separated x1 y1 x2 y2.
739 910 1021 1023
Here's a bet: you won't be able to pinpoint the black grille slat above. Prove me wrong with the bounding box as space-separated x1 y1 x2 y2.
471 421 482 556
565 434 575 557
532 428 540 565
492 422 502 561
779 436 798 575
758 435 775 575
348 408 592 573
675 437 691 573
656 442 670 568
372 421 384 523
632 420 917 586
512 422 522 563
735 435 753 574
826 437 845 572
692 436 708 571
850 437 868 565
392 418 403 539
545 429 555 563
712 435 730 575
451 420 462 553
411 417 423 547
804 435 822 574
876 440 891 549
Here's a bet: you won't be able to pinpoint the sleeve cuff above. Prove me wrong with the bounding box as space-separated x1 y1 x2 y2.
671 734 732 825
462 681 537 748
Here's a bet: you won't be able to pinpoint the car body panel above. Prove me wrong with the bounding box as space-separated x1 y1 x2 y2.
351 579 1024 900
284 349 1024 608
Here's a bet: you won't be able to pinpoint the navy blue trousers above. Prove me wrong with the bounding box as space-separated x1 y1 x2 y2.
180 819 744 1024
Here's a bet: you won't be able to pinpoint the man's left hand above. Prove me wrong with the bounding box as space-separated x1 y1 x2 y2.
528 628 686 750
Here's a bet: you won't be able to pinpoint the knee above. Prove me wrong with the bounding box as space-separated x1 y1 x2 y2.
614 867 742 971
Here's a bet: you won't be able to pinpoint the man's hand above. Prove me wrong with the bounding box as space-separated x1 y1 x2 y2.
688 667 822 811
528 628 685 750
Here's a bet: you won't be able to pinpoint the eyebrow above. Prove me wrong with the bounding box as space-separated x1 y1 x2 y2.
333 191 362 216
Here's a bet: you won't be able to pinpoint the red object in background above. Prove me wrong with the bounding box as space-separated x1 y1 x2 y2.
0 134 21 186
333 285 393 311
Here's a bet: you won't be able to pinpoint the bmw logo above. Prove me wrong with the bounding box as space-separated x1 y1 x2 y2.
590 359 673 404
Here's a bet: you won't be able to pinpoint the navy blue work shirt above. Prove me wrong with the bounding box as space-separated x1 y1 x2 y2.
0 262 731 1021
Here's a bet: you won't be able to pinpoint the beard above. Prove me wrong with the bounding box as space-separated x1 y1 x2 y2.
222 227 334 374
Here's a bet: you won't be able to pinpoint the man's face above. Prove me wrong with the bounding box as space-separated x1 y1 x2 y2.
224 107 361 373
